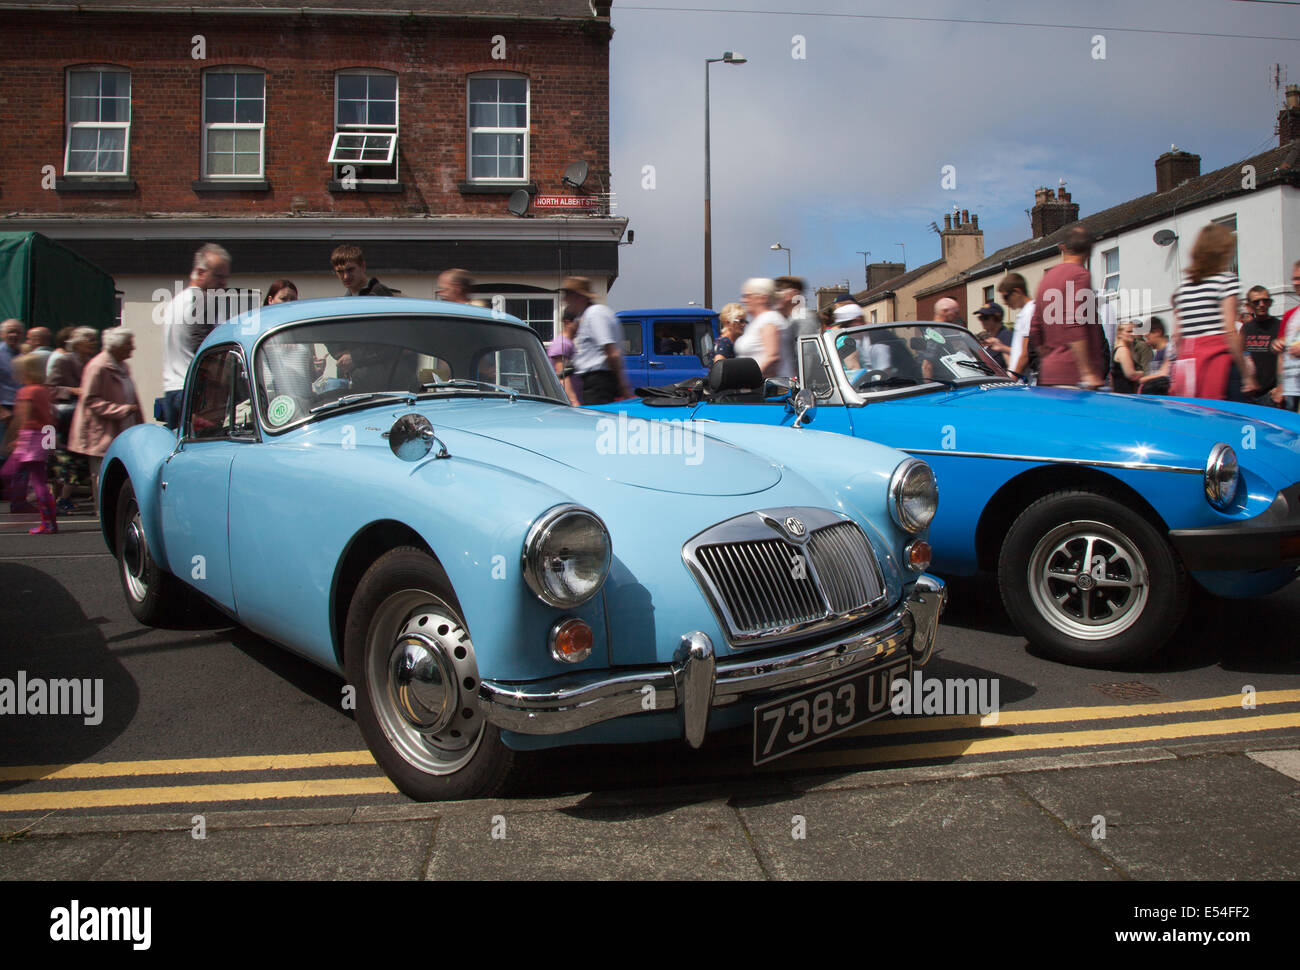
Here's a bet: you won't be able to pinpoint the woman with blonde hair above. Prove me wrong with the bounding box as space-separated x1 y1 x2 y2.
1170 223 1250 399
712 302 745 364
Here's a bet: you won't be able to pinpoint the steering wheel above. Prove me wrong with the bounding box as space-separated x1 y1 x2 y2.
852 369 892 390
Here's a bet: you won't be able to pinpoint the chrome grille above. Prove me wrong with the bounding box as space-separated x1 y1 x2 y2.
807 521 885 614
684 508 889 647
696 539 824 634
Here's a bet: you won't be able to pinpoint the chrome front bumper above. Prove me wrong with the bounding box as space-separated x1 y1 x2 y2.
479 574 946 747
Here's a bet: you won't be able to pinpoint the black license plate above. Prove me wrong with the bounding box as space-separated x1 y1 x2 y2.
752 656 911 765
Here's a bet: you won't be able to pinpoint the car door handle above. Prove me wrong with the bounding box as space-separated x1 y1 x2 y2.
160 480 167 490
649 361 665 368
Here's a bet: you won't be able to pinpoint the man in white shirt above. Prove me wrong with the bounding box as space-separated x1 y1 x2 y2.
997 272 1036 381
562 276 631 405
160 243 232 429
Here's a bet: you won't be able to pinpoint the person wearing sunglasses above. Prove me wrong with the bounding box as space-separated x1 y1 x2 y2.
1233 285 1283 406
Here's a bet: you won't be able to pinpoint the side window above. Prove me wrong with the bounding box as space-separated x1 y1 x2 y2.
653 320 693 355
188 349 255 439
621 322 643 356
800 339 834 397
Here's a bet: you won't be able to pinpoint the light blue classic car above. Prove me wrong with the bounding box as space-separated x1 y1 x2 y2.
99 298 946 800
595 321 1300 667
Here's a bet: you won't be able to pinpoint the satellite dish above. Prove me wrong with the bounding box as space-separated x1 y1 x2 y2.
561 161 589 190
507 189 530 217
1152 229 1177 246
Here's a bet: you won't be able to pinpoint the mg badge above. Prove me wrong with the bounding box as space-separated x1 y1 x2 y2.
784 516 806 537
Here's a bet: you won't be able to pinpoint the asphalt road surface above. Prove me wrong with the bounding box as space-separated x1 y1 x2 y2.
3 521 1299 818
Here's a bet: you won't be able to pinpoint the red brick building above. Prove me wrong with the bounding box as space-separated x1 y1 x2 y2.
1 0 623 404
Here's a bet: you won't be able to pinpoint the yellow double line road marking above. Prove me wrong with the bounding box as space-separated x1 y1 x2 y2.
0 750 378 783
2 691 1299 813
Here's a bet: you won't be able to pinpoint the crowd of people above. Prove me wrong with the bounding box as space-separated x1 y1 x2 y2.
5 225 1297 533
988 222 1300 406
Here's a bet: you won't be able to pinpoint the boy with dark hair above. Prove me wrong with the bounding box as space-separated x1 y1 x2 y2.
331 244 394 297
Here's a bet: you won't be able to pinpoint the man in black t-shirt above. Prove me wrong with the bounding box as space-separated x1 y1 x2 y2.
1233 285 1283 406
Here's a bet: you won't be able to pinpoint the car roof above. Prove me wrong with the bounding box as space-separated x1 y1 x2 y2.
616 307 718 318
204 296 533 350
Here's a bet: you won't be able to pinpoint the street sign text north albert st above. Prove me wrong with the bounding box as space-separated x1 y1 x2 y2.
532 195 600 208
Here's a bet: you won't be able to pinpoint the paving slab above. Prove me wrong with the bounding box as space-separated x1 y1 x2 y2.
1009 753 1300 880
424 799 764 880
1246 748 1300 782
65 821 437 880
0 833 130 881
736 775 1120 880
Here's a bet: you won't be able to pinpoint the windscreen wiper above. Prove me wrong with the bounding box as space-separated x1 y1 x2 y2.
310 391 415 414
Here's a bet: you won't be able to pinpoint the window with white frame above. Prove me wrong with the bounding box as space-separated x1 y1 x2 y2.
1102 247 1120 294
203 69 266 179
329 71 398 182
1212 214 1239 276
482 293 557 342
65 68 130 176
467 75 528 182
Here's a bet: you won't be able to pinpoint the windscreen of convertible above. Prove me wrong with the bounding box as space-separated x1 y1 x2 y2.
255 315 568 430
829 324 1011 393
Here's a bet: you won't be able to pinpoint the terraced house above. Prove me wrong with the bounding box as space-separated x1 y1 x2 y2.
0 0 623 409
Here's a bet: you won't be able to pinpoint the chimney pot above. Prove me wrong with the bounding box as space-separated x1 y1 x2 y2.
961 209 969 225
972 214 979 230
944 213 952 230
1287 84 1300 109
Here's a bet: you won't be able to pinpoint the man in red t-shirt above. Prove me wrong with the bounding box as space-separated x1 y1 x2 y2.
1029 225 1105 389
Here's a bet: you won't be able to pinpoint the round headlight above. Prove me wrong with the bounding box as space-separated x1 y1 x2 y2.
889 458 938 534
522 505 612 607
1205 443 1239 510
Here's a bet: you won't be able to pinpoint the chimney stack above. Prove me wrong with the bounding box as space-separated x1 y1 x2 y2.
865 262 906 291
1279 84 1300 146
1155 148 1201 193
1030 185 1080 238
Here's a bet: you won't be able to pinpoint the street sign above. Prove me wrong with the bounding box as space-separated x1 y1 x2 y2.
532 195 599 209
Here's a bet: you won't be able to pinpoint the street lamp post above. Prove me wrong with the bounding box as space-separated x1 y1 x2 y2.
770 242 791 275
704 50 747 309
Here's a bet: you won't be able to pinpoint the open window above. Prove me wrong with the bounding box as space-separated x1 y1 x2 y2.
331 71 398 184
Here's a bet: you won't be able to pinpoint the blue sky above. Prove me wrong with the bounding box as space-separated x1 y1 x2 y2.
607 0 1300 306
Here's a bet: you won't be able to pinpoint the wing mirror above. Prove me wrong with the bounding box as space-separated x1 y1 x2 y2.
698 332 715 368
384 413 447 461
790 388 816 427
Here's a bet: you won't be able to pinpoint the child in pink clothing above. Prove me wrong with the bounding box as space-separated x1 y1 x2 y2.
1 354 57 533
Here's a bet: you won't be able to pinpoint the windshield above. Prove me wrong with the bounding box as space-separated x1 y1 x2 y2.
255 315 567 431
827 324 1011 394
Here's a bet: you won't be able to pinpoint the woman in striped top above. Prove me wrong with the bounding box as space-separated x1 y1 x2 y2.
1170 223 1253 400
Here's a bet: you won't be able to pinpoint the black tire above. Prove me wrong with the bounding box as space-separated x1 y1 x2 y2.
343 547 518 800
997 489 1188 667
115 479 186 626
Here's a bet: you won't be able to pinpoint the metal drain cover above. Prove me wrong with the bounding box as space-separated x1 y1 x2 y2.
1091 681 1164 700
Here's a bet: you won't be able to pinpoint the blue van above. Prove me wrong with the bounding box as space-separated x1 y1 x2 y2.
616 307 720 388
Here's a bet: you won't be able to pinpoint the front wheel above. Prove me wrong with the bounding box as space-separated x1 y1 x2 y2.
115 479 185 626
343 547 519 800
998 490 1188 666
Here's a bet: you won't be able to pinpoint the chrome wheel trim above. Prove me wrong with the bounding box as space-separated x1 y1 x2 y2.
1026 519 1150 641
364 589 484 776
121 507 149 603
